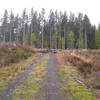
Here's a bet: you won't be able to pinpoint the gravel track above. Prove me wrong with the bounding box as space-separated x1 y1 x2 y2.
0 53 44 100
36 53 64 100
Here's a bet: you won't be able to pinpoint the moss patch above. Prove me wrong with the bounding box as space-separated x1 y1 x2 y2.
57 64 96 100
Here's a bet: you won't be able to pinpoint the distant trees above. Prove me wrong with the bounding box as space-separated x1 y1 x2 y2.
1 10 9 42
39 8 45 49
96 24 100 49
0 8 98 49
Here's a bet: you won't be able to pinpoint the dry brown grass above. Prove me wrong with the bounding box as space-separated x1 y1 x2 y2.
58 50 100 74
56 51 96 100
57 50 100 98
0 43 35 66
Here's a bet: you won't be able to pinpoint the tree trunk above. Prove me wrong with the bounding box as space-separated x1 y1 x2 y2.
41 27 44 49
85 30 87 49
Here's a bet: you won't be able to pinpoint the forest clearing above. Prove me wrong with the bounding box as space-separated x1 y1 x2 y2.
0 43 100 100
0 0 100 99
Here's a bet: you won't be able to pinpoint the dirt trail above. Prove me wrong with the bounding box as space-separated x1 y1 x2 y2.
36 53 64 100
0 53 44 100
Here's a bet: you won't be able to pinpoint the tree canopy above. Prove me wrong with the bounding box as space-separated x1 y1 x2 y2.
0 8 99 49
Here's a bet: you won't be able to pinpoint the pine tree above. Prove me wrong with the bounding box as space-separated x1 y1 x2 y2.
39 8 45 49
60 11 68 49
22 8 28 45
2 9 9 42
9 11 14 42
77 13 84 48
96 24 100 49
48 10 55 49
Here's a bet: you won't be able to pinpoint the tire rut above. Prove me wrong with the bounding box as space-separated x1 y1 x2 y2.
36 53 64 100
0 53 44 100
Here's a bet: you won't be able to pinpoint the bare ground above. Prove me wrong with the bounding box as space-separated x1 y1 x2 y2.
35 53 65 100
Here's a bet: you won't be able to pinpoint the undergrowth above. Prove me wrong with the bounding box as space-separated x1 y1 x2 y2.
57 52 96 100
58 65 96 100
0 43 34 66
0 54 36 92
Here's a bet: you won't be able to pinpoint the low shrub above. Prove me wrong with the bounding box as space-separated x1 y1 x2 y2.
0 43 34 66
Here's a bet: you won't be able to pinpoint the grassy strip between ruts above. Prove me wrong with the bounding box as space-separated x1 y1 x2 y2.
57 64 96 100
12 54 48 100
0 53 36 92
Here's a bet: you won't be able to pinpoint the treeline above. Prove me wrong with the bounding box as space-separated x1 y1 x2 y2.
0 8 100 49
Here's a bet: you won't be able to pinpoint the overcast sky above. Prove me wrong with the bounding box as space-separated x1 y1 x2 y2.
0 0 100 26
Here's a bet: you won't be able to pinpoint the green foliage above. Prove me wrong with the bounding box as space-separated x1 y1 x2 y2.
30 33 41 47
61 37 65 49
78 32 84 48
31 33 36 44
67 31 74 48
96 28 100 49
0 9 97 49
58 65 96 100
23 33 30 45
51 32 56 48
78 38 83 48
